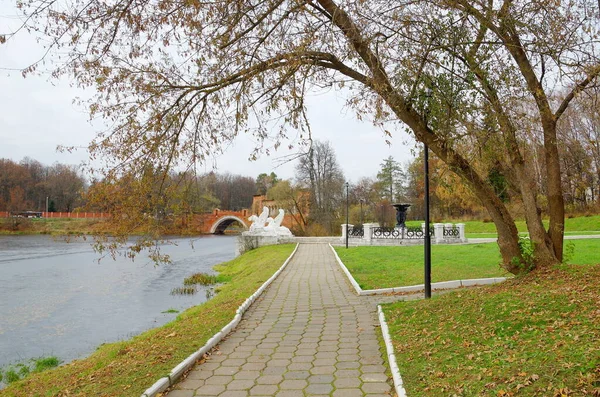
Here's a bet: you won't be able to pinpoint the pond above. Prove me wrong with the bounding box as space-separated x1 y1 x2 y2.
0 235 236 370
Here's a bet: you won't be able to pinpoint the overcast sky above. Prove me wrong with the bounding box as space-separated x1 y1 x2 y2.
0 4 416 183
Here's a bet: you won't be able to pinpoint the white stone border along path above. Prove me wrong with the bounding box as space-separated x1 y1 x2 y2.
140 243 300 397
329 243 509 396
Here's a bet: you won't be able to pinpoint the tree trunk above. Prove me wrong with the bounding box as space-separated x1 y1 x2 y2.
544 122 565 262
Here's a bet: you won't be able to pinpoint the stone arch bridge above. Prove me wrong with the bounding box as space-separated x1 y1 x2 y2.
193 209 250 234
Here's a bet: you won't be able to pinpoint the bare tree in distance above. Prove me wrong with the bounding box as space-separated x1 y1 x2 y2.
4 0 600 272
295 140 345 234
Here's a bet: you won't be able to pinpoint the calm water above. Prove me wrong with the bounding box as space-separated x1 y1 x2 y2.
0 235 236 369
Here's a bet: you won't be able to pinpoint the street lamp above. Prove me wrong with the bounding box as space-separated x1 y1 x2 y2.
345 182 349 249
424 87 432 299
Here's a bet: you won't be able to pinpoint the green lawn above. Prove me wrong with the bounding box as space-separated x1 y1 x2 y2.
334 238 600 290
0 244 296 397
383 264 600 396
437 215 600 238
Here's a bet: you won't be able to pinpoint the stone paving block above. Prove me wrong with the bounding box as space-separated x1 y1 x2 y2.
207 353 229 362
279 379 307 389
167 390 195 397
283 370 310 379
334 369 361 378
290 355 313 363
186 369 213 380
258 342 279 349
195 384 226 395
360 373 388 382
205 375 234 385
287 362 313 371
221 358 247 367
275 390 305 397
240 362 266 371
362 382 392 394
234 370 261 380
213 366 239 376
249 384 279 395
334 377 362 388
220 391 248 397
312 358 336 367
246 355 270 363
359 355 384 365
226 379 255 390
176 378 205 389
305 383 334 395
199 362 221 371
262 366 287 375
361 364 386 373
309 365 336 375
335 361 360 369
319 345 338 356
255 375 283 385
337 354 360 362
270 352 291 360
332 389 363 397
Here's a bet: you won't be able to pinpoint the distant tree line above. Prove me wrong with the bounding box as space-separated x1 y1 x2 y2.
0 158 86 213
0 158 259 214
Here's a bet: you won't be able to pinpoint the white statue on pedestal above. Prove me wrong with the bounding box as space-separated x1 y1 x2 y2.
247 207 292 236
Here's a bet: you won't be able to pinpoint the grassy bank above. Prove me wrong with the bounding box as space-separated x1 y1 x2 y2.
0 218 107 235
383 263 600 396
453 215 600 237
0 244 295 397
335 244 506 289
335 238 600 290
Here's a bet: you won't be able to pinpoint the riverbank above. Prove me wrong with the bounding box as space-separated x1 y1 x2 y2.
0 217 243 236
0 243 295 396
0 217 106 235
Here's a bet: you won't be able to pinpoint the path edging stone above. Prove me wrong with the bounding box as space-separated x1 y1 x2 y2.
328 243 508 296
378 305 407 397
140 243 300 397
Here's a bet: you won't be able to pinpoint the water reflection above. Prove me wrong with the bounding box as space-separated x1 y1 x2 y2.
0 235 236 369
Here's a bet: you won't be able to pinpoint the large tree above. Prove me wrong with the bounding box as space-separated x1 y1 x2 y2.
8 0 600 271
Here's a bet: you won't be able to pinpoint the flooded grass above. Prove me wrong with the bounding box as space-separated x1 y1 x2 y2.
170 286 197 295
0 356 61 386
161 308 179 314
171 272 220 296
183 272 218 286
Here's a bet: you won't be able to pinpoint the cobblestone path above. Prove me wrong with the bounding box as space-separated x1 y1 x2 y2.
166 243 393 397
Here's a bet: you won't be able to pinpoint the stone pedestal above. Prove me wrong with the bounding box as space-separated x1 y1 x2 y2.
433 223 444 243
340 224 353 242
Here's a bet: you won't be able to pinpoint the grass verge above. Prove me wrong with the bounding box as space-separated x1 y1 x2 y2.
334 244 507 290
441 215 600 236
0 244 295 397
382 263 600 396
335 239 600 290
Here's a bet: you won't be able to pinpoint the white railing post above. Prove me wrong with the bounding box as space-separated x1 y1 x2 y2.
434 223 444 243
363 223 374 243
456 223 466 242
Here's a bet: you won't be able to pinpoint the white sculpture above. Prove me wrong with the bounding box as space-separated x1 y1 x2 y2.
246 207 292 236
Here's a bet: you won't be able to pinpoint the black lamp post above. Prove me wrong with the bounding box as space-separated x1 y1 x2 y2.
424 88 432 299
345 182 349 249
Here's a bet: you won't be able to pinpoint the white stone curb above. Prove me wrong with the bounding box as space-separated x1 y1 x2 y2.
140 243 300 397
378 305 407 397
329 243 508 296
329 243 362 294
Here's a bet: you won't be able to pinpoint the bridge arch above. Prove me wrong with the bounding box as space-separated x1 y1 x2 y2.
210 215 249 234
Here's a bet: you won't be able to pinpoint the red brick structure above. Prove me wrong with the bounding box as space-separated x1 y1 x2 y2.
190 209 250 234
